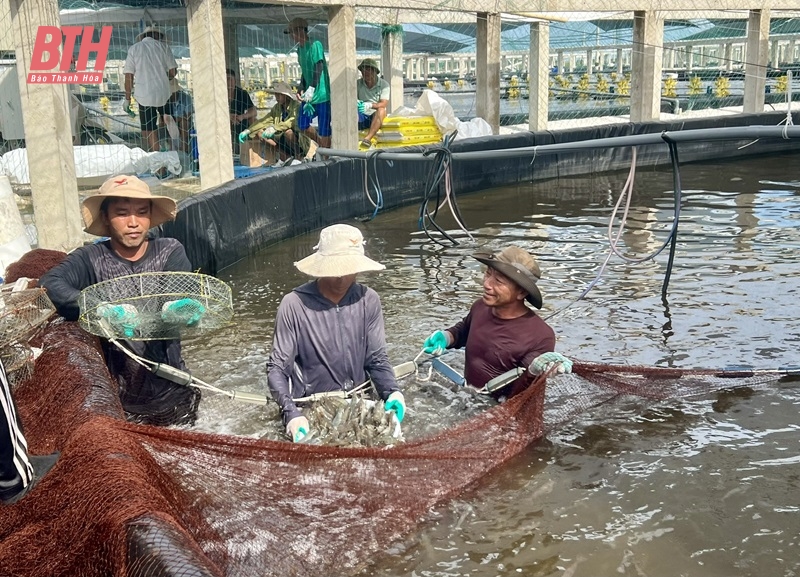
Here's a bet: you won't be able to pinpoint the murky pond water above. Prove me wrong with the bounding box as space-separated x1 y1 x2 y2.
184 151 800 576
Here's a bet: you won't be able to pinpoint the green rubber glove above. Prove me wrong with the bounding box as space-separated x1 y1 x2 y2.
161 298 205 327
122 98 135 117
529 352 573 376
384 391 406 423
261 126 276 139
97 303 139 338
238 129 251 143
302 102 315 117
423 330 448 355
287 416 310 443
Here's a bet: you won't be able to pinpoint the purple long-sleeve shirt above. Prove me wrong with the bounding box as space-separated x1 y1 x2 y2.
266 281 399 424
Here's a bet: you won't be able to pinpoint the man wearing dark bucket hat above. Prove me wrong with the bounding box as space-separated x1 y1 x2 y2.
40 175 201 427
267 224 404 442
356 58 390 148
422 246 572 397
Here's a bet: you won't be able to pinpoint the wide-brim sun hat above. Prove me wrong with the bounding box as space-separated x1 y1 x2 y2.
473 246 543 309
295 224 385 277
284 17 308 34
136 26 164 42
82 175 178 237
358 58 380 74
266 81 299 101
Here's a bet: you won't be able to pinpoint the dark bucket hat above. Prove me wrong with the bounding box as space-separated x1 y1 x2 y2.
473 246 543 309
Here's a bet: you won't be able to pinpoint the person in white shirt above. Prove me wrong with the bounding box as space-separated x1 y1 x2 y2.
356 58 390 148
123 26 177 152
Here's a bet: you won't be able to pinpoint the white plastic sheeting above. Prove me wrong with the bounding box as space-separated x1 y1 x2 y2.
0 175 30 279
393 89 493 140
0 145 182 186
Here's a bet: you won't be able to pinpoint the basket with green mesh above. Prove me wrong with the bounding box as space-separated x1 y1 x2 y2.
78 272 233 341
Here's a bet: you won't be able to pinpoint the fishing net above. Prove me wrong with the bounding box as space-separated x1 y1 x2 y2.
78 272 234 341
1 254 792 577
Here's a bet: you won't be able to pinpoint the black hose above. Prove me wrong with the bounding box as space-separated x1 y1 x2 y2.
660 133 683 297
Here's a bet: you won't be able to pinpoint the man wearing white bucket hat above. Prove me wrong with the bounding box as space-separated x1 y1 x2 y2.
267 224 404 442
123 26 177 152
40 175 201 427
422 246 571 398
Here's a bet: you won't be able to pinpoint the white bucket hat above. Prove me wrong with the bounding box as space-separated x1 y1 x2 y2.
294 224 385 277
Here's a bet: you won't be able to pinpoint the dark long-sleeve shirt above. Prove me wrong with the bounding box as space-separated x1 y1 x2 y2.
39 238 199 426
267 281 399 424
447 299 556 391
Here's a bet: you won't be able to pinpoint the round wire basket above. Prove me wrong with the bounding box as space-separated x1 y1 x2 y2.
0 286 56 349
78 272 234 341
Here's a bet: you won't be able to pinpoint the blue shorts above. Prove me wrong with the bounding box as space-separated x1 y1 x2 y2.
298 101 332 137
357 112 373 130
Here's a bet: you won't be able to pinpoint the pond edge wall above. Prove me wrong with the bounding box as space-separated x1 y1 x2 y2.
161 112 799 274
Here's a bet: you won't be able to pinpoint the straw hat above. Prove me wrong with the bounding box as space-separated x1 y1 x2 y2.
283 17 308 34
358 58 380 74
266 81 299 101
295 224 385 277
473 246 543 309
82 175 178 237
136 26 164 42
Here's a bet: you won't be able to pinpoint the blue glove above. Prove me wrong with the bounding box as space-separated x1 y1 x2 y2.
302 102 315 117
423 330 449 355
238 129 251 143
384 391 406 423
97 303 139 338
529 352 573 376
161 298 205 327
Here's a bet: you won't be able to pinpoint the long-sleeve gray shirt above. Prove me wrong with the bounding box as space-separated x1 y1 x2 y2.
266 281 399 424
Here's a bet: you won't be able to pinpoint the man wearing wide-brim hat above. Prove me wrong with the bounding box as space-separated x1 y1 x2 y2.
40 175 201 427
356 58 390 149
421 246 572 398
267 223 405 442
238 81 314 161
124 25 177 152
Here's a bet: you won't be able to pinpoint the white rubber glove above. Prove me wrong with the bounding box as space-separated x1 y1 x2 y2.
529 352 573 376
301 86 316 103
286 416 310 442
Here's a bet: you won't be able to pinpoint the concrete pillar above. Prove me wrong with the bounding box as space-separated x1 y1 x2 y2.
770 38 779 67
557 51 564 74
381 24 404 114
724 43 733 71
668 46 676 69
616 48 624 75
328 5 358 151
187 0 234 189
476 12 501 134
568 52 575 73
529 21 550 132
685 44 693 71
586 49 593 75
405 57 413 81
10 0 82 250
264 60 272 87
744 9 770 113
630 10 663 123
788 40 796 64
223 22 239 75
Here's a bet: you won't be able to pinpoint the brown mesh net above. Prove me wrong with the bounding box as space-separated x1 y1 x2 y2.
0 251 788 577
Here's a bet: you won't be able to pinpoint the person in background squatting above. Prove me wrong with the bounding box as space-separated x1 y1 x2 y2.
422 246 572 398
267 224 405 442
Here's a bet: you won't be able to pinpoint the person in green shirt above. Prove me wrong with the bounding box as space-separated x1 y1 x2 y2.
284 18 331 149
238 81 313 161
356 58 390 148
